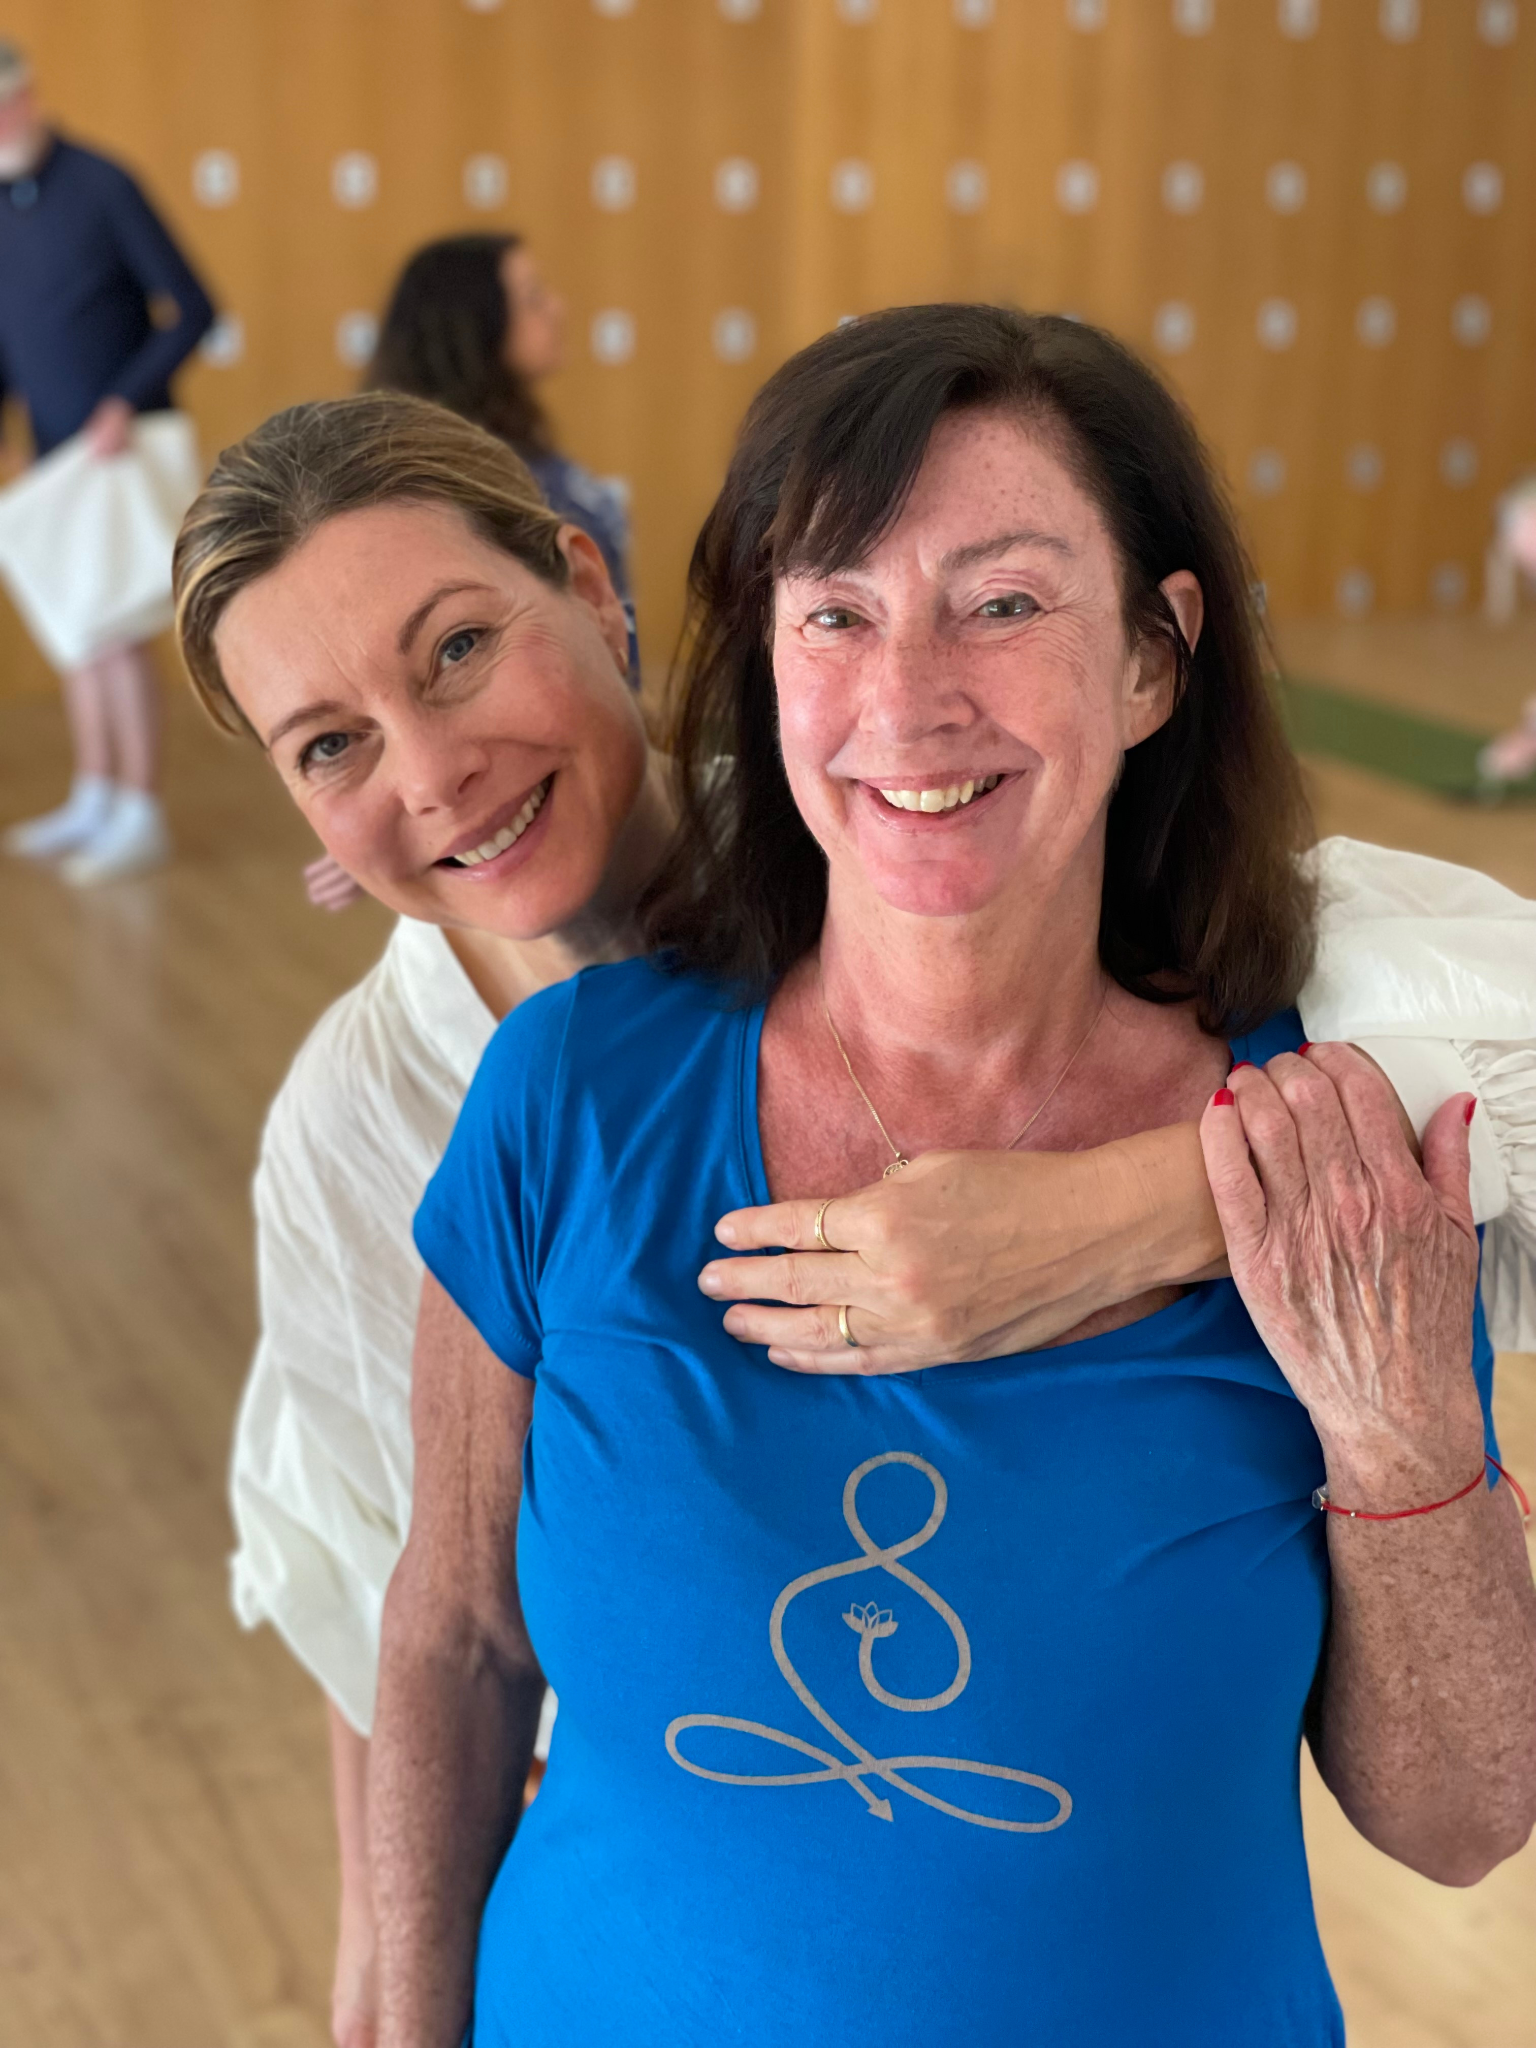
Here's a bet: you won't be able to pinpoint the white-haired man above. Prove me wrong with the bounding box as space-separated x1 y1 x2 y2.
0 39 214 882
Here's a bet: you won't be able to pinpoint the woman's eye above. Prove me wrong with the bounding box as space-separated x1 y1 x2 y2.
808 606 860 631
978 593 1038 619
299 731 351 771
440 628 481 667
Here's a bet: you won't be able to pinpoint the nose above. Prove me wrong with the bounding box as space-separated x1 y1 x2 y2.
390 710 491 818
861 622 978 746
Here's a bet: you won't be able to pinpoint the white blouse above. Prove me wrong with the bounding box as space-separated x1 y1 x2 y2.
229 838 1536 1735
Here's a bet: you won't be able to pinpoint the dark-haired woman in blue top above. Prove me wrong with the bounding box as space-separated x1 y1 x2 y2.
383 306 1536 2047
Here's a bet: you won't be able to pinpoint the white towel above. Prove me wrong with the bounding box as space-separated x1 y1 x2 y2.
0 411 202 670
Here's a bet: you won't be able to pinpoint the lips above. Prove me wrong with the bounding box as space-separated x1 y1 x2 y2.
436 775 554 868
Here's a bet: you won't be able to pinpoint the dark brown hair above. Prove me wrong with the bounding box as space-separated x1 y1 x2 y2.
368 233 553 457
174 391 566 737
642 303 1314 1034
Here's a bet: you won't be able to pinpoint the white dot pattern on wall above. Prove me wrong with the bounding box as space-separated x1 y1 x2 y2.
463 154 508 210
718 0 762 16
1277 0 1319 37
715 157 760 212
335 310 378 367
1477 0 1518 44
1463 162 1503 214
1366 160 1407 212
1378 0 1419 41
591 309 636 364
192 150 239 207
1249 448 1287 494
1256 298 1298 349
830 159 875 212
592 0 637 17
1346 443 1384 490
1056 159 1099 213
1153 301 1196 353
591 156 637 211
1452 294 1492 345
954 0 995 24
1336 568 1375 617
331 152 378 209
1173 0 1215 35
199 313 244 367
1440 438 1478 486
946 160 987 212
1266 160 1307 213
1355 296 1396 347
1162 160 1204 213
836 0 879 21
712 308 758 362
463 0 505 12
1067 0 1108 32
1431 562 1469 609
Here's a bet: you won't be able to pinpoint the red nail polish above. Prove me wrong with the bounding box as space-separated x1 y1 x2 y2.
1298 1041 1313 1055
1464 1097 1477 1126
1213 1087 1235 1107
1230 1061 1255 1072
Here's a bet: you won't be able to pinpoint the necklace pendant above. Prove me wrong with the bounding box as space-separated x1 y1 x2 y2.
882 1156 910 1178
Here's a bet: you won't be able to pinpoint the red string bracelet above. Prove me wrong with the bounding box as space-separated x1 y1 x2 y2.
1313 1455 1531 1523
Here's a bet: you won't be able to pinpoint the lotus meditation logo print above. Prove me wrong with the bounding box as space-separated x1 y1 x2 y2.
665 1452 1072 1832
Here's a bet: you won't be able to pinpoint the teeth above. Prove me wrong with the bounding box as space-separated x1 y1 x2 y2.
878 774 1000 813
449 777 550 867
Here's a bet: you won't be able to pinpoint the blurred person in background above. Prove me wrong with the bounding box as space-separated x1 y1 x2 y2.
0 37 214 883
302 233 635 916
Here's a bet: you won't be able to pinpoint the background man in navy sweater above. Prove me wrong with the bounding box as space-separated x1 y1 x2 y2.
0 39 214 883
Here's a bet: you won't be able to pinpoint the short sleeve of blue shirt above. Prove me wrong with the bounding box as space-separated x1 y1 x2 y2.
414 976 580 1376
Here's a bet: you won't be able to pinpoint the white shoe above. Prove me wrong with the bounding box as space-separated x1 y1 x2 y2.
3 775 116 860
60 790 171 886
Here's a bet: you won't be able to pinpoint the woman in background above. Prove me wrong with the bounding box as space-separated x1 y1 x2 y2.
303 231 636 912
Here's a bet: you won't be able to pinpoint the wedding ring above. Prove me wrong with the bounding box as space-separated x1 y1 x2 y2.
838 1303 859 1349
813 1199 835 1251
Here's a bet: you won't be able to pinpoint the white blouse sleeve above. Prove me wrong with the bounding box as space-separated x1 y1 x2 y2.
1298 838 1536 1352
228 1081 414 1737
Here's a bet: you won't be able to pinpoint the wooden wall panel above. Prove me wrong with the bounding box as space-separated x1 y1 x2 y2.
2 0 1533 701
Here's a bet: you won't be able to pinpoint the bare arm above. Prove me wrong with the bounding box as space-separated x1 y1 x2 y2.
327 1702 377 2048
370 1275 545 2048
700 1121 1227 1372
1206 1043 1536 1883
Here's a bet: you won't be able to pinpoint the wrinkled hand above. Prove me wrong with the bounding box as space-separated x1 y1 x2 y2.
698 1143 1205 1375
306 853 364 912
1201 1042 1484 1505
83 396 134 459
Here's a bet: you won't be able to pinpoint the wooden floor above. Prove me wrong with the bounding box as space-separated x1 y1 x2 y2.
0 619 1533 2048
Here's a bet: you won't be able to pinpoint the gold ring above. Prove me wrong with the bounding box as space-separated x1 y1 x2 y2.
814 1199 835 1250
838 1303 859 1348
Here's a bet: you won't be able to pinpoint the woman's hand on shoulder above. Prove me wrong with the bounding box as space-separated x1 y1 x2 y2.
1202 1042 1485 1500
306 852 365 913
697 1134 1226 1374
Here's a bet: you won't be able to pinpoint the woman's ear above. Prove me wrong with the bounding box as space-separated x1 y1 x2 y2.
1124 570 1204 746
558 525 630 682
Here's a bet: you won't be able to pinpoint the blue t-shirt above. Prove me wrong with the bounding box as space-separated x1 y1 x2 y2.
415 958 1498 2048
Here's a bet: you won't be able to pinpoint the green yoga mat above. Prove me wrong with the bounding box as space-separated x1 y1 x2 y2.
1277 675 1536 803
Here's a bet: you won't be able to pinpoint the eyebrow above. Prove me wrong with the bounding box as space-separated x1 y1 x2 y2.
938 528 1075 572
262 698 345 751
395 581 493 654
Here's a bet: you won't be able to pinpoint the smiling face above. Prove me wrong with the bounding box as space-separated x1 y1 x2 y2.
214 500 645 937
772 407 1201 933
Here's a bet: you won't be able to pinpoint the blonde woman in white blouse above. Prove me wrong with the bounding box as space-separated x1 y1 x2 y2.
169 393 1536 2048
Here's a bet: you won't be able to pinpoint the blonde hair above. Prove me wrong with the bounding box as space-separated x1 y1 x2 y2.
173 390 567 737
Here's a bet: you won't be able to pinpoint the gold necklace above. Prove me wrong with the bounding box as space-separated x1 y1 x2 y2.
820 975 1110 1177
